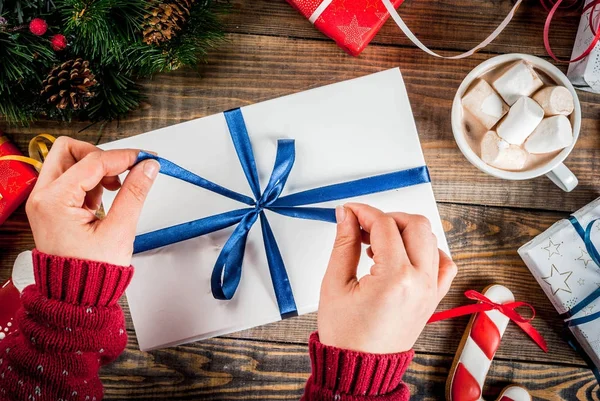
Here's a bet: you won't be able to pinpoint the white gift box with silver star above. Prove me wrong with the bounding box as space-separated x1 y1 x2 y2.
519 197 600 370
567 0 600 94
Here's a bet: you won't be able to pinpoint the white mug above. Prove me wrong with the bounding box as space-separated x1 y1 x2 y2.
451 53 581 192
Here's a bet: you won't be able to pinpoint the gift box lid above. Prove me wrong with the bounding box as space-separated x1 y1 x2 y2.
286 0 405 56
100 68 449 350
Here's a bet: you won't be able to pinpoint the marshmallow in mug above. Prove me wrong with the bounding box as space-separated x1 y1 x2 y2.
462 79 509 129
525 115 573 154
481 131 528 170
492 61 544 105
496 96 544 145
533 86 575 116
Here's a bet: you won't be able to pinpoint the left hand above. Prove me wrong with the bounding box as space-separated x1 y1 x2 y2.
26 136 159 266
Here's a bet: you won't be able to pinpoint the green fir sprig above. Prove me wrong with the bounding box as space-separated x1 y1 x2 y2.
0 0 226 125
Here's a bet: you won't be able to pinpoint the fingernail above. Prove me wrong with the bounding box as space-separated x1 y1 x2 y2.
144 160 160 180
143 150 158 156
335 205 346 223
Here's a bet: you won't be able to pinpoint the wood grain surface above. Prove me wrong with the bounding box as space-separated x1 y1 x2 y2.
2 0 600 399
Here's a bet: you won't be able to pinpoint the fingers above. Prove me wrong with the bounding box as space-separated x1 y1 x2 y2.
84 176 122 209
323 206 362 290
105 159 160 237
53 149 141 207
37 137 101 188
345 203 408 267
101 175 122 191
84 184 104 211
437 250 457 302
400 215 437 271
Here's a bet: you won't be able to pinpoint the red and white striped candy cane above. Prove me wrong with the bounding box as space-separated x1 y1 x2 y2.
444 285 534 401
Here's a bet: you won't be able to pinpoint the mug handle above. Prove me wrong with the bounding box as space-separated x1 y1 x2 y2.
546 163 578 192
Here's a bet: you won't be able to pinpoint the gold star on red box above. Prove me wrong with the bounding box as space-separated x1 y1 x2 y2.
7 181 21 194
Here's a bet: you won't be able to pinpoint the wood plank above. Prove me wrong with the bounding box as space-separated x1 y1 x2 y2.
2 34 598 211
224 0 581 59
101 336 597 400
3 202 595 366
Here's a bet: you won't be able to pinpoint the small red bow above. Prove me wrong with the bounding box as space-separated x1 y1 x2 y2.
428 290 548 352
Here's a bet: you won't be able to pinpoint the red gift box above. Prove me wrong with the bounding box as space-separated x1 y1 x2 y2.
0 136 38 225
287 0 405 56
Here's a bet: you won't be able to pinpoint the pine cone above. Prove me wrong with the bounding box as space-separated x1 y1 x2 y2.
142 0 194 45
40 59 97 110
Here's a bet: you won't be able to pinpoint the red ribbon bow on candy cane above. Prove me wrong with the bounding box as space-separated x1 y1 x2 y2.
428 290 549 352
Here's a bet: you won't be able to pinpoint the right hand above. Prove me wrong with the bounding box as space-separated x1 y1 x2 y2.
26 136 159 267
317 203 457 354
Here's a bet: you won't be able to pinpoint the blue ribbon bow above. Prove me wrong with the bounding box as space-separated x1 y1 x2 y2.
132 108 431 318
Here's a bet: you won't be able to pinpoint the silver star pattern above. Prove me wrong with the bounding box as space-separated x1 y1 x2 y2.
565 296 579 310
578 278 586 286
0 162 20 190
337 15 371 46
576 248 593 268
542 264 573 295
583 304 595 316
542 239 562 259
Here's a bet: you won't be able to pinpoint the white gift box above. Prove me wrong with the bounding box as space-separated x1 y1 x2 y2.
100 68 449 351
567 0 600 93
519 198 600 373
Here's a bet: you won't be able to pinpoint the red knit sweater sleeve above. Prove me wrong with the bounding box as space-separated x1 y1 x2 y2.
301 333 414 401
0 250 133 401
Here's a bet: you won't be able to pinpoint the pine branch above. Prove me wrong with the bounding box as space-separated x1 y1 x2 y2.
0 0 55 23
0 30 55 84
128 0 226 76
0 0 227 125
0 28 55 124
86 67 142 121
59 0 147 61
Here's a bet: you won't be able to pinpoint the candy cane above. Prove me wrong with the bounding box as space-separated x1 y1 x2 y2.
446 285 532 401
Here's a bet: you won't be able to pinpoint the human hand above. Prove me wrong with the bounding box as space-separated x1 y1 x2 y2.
26 136 159 267
317 203 457 354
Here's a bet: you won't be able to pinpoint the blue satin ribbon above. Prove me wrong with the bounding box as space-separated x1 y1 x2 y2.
132 107 431 318
558 216 600 384
561 217 600 327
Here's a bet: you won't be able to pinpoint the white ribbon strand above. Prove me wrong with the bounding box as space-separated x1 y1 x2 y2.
308 0 523 59
382 0 523 59
309 0 334 23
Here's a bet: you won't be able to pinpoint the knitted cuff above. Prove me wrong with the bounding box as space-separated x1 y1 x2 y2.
32 249 134 307
308 332 414 397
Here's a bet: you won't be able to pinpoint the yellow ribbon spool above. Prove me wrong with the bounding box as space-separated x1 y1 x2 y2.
0 134 56 172
0 134 56 202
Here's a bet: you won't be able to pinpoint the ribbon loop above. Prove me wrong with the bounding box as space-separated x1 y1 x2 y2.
211 212 259 300
429 290 548 352
260 139 296 208
133 108 432 318
0 134 56 172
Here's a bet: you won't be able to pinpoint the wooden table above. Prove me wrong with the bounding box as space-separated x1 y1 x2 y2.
2 0 599 399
